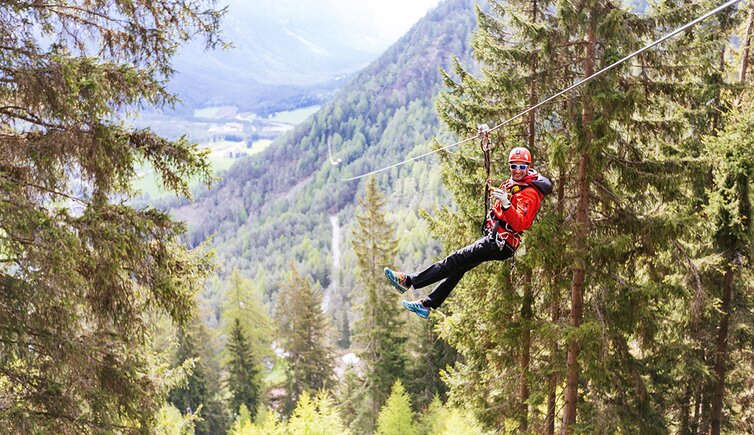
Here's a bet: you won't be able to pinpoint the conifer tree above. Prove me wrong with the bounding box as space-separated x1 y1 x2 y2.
642 3 746 432
285 390 348 435
376 380 417 435
222 269 272 349
417 396 447 435
170 329 209 415
287 392 320 434
313 390 349 434
235 404 252 429
699 91 753 435
405 317 456 411
155 403 199 435
417 396 488 435
221 268 273 390
337 363 366 431
435 0 569 430
169 322 228 434
0 1 221 431
351 177 408 431
338 311 352 349
432 0 743 432
530 2 685 429
226 318 261 418
231 408 285 435
275 266 335 410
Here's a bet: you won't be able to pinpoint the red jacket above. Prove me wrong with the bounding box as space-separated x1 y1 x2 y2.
490 171 544 248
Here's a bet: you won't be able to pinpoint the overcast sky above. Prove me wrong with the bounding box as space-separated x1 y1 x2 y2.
321 0 442 50
366 0 442 40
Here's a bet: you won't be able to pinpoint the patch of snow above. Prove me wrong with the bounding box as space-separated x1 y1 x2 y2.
342 352 359 365
208 122 244 134
283 27 330 56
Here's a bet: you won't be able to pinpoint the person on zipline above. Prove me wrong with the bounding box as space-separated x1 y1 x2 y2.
384 146 552 318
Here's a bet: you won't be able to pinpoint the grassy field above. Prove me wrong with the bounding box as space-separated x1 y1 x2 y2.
266 105 320 124
134 162 234 200
249 139 273 155
132 104 317 200
133 141 267 200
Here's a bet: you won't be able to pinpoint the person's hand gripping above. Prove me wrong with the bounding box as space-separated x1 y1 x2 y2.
491 187 510 210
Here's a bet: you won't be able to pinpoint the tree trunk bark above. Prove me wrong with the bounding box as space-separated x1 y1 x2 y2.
680 383 693 435
520 271 533 432
739 2 753 83
527 0 538 149
546 160 566 435
519 2 538 429
710 264 734 435
700 386 711 435
692 385 702 434
562 17 594 432
711 46 726 133
708 26 754 432
546 292 560 435
561 159 589 434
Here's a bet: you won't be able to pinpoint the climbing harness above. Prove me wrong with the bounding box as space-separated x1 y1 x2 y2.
479 123 493 221
484 169 553 251
477 123 507 244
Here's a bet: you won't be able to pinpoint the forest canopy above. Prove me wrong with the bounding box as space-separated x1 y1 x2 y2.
0 0 223 431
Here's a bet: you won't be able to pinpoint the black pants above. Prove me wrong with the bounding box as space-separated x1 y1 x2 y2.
408 236 515 309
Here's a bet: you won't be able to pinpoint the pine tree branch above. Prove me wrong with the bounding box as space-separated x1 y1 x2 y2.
0 174 89 205
0 44 37 56
673 240 705 324
26 409 137 432
0 231 35 246
0 107 64 130
26 2 123 24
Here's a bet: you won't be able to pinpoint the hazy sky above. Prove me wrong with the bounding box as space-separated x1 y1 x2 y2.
366 0 442 40
323 0 442 49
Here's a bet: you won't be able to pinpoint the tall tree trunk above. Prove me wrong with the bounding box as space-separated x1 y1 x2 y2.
710 265 734 435
546 160 566 435
680 383 693 435
527 0 538 150
692 385 702 434
711 46 727 133
561 152 589 434
700 386 711 435
519 3 538 430
708 26 754 432
546 292 560 435
562 17 595 434
520 271 533 432
739 2 753 83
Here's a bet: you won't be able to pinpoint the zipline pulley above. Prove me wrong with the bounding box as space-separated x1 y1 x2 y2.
478 123 493 218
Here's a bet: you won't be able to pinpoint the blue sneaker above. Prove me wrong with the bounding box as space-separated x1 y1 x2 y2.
385 267 410 294
402 300 429 319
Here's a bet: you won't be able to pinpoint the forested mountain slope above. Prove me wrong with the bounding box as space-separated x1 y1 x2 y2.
166 0 383 115
168 0 479 303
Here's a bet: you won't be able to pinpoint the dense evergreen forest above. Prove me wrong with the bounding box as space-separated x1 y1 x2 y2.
2 0 753 434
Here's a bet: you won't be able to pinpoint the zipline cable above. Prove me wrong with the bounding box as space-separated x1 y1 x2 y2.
328 139 342 165
342 135 478 181
486 0 741 132
343 0 742 182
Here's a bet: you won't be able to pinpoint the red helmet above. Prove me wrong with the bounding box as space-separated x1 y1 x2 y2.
508 147 532 164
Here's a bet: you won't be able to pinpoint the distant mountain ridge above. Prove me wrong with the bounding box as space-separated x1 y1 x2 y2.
166 0 408 114
167 0 479 303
